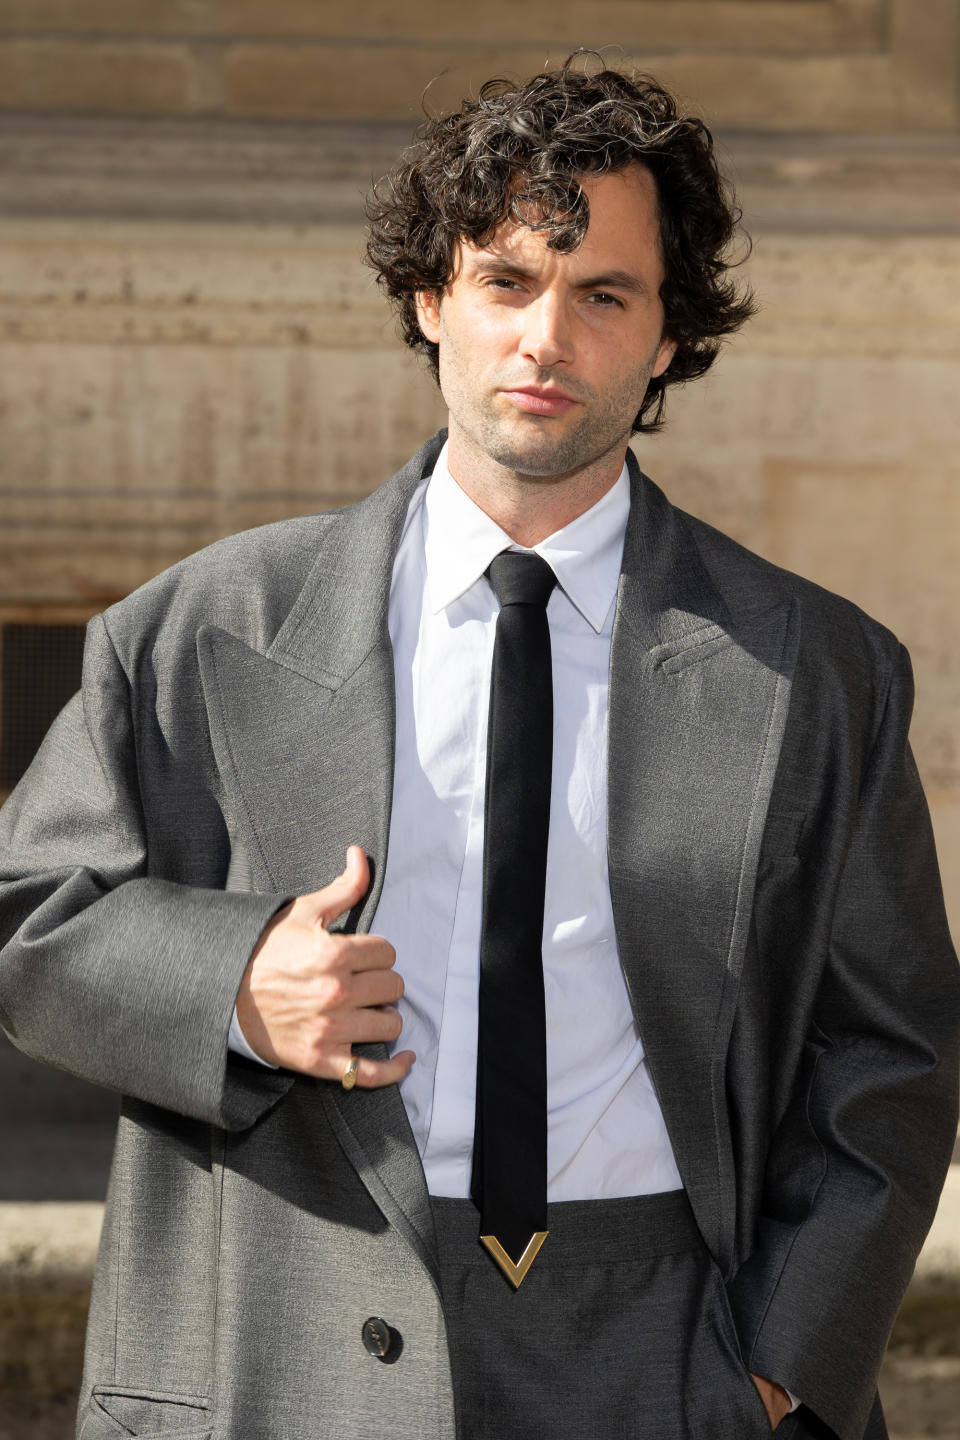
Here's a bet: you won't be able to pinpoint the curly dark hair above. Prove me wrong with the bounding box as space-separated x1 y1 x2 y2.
365 54 755 432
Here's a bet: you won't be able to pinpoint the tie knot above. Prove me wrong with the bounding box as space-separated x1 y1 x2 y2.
487 551 556 609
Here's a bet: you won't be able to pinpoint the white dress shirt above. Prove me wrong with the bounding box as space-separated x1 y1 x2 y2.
371 444 681 1199
232 443 682 1201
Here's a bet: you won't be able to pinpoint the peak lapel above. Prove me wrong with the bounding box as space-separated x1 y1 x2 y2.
198 438 438 908
609 459 798 1270
198 432 446 1288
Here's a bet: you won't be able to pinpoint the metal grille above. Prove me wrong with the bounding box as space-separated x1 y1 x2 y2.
0 623 86 791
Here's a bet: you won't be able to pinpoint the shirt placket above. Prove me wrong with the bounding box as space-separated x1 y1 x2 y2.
420 609 496 1196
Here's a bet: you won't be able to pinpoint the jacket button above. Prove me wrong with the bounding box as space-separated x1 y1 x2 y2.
361 1317 393 1359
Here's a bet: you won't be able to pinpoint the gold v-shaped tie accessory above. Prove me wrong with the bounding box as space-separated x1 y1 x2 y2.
480 1231 549 1289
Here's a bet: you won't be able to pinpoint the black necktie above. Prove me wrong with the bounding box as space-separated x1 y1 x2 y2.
471 550 556 1288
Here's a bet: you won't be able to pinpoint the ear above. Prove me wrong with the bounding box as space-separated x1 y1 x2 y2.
415 290 442 344
651 334 678 379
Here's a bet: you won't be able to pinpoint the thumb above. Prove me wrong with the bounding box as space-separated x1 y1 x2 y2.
311 845 370 928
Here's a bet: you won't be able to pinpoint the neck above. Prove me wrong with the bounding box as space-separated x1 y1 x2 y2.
444 425 628 547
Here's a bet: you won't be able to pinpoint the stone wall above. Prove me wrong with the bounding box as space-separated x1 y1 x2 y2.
0 0 956 131
1 112 957 937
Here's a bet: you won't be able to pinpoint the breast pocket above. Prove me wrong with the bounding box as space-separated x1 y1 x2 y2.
80 1386 212 1439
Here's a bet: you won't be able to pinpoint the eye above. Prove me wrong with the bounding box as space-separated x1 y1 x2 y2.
485 276 522 291
586 291 622 308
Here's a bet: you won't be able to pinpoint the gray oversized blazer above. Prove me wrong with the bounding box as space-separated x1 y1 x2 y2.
0 432 957 1440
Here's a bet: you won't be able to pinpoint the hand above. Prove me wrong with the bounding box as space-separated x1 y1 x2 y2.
750 1373 792 1431
235 845 415 1088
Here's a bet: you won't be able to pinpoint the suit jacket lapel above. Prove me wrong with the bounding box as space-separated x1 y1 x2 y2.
198 432 446 1288
198 431 796 1284
609 456 798 1271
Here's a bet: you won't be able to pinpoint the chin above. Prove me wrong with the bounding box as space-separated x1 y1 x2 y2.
485 431 611 481
490 449 576 480
470 419 566 472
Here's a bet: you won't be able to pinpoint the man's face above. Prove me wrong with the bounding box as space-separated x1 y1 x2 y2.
415 165 677 484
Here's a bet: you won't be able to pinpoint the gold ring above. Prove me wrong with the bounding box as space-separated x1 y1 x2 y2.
341 1054 359 1091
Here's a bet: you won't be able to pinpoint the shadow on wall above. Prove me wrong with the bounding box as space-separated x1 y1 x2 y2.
0 1035 116 1201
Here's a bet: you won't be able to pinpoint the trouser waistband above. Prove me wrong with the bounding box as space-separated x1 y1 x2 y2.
429 1188 700 1265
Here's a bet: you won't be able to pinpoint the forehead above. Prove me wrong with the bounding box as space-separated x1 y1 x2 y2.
459 164 663 275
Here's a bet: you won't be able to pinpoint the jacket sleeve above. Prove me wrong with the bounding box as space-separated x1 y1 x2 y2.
731 641 960 1440
0 613 296 1129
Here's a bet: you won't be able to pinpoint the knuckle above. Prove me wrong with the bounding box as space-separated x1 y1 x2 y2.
302 1044 323 1074
308 1013 338 1059
318 973 349 1010
314 931 344 964
305 1031 333 1070
311 1014 337 1049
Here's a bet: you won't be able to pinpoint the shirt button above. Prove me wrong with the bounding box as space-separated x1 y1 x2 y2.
361 1317 393 1359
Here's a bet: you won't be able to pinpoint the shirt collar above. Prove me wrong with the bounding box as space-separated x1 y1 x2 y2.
422 441 630 633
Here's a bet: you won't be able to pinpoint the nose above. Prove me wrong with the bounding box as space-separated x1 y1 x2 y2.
519 292 573 369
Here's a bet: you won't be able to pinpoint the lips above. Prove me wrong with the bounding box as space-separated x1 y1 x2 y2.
500 386 579 417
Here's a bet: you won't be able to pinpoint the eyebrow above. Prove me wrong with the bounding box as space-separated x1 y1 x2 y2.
471 255 651 297
577 269 651 297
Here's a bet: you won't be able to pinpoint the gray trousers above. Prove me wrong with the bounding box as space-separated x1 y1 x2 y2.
431 1192 794 1440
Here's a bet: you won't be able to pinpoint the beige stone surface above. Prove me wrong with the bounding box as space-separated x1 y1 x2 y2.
917 1165 960 1282
0 1204 93 1413
0 115 412 227
6 119 960 237
732 133 960 236
0 216 447 598
215 0 883 50
0 335 445 600
0 1203 101 1291
0 0 890 49
220 43 959 130
0 0 218 30
745 236 960 356
929 799 960 925
0 39 208 115
763 458 957 779
0 0 955 131
880 1358 960 1440
0 219 385 346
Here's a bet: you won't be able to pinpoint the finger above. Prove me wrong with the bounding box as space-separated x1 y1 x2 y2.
347 966 404 1007
311 931 398 980
319 1000 404 1050
354 1050 416 1089
309 846 370 929
358 1002 404 1044
327 1047 414 1088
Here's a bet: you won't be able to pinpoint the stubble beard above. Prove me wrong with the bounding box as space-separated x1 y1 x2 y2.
443 356 659 486
466 397 635 483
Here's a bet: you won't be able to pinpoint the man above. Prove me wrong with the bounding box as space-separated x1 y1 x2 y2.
0 58 957 1440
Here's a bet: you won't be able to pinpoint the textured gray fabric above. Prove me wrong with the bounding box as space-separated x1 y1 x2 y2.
431 1193 778 1440
0 431 956 1440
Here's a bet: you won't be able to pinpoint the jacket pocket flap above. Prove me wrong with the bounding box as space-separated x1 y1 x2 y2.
83 1386 211 1439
